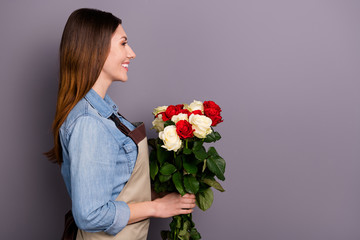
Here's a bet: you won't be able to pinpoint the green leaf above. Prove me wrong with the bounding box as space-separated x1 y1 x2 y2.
202 178 225 192
183 175 199 194
192 141 203 151
183 148 192 155
204 131 217 143
203 169 215 179
159 174 172 183
190 228 201 240
183 157 198 174
156 145 172 165
179 220 191 240
149 158 158 181
154 179 161 193
160 163 177 175
183 220 191 231
172 172 186 196
207 146 219 157
207 152 226 181
198 182 210 192
196 188 214 211
193 146 207 161
175 155 183 169
178 230 190 240
214 131 221 141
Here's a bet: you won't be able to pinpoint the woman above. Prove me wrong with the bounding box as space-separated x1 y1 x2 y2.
45 8 196 240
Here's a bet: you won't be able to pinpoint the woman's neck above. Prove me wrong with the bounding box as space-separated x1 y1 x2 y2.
92 76 112 99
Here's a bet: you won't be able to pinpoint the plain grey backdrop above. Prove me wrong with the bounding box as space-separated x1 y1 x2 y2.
0 0 359 239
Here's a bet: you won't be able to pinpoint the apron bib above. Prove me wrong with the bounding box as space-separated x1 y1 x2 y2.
76 115 151 240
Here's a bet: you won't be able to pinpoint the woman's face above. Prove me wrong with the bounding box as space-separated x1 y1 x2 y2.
100 24 136 83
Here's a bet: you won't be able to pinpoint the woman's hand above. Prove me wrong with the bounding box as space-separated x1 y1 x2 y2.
127 193 196 224
152 193 196 218
151 189 168 200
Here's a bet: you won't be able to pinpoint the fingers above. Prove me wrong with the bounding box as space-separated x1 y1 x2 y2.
181 197 196 205
182 203 196 209
180 194 196 204
153 192 197 218
179 208 194 214
182 193 196 199
166 193 195 200
179 194 196 211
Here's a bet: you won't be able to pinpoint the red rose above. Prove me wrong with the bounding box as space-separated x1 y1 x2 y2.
203 101 223 126
190 110 203 116
162 105 177 121
176 120 194 139
162 104 184 121
175 104 184 111
203 101 221 112
178 109 191 116
204 108 223 126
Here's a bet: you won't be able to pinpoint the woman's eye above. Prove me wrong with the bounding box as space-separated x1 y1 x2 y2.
122 42 128 46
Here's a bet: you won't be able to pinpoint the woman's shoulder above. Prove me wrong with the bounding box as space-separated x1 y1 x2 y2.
60 98 130 145
60 98 102 133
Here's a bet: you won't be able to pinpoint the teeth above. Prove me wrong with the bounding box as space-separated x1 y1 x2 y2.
122 64 129 67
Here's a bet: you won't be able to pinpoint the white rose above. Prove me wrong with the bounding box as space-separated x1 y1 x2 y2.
159 125 182 151
171 113 189 124
188 100 204 113
183 104 191 111
153 106 168 116
189 114 212 138
152 114 165 132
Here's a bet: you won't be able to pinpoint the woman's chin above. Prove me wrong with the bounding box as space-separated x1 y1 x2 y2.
114 76 128 82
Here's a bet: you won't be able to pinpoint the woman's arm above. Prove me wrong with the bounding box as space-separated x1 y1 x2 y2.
67 116 130 235
127 193 196 224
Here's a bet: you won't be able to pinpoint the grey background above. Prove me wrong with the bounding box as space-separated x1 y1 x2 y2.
0 0 359 239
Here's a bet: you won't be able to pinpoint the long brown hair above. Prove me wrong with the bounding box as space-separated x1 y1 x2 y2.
45 8 122 165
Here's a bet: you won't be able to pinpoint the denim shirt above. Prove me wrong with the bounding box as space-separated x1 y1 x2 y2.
59 89 138 235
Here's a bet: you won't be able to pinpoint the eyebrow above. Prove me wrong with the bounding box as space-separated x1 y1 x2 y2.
120 36 128 41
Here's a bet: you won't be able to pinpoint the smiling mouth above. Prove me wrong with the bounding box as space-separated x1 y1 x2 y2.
121 63 129 71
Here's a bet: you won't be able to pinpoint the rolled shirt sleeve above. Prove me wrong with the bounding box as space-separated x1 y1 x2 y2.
105 201 130 235
67 115 130 235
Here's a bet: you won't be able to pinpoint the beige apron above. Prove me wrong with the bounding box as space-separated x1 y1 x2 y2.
76 119 151 240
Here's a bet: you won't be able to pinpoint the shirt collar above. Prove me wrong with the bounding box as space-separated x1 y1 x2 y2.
84 88 118 118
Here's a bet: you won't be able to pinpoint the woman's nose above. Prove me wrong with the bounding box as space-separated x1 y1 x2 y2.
128 45 136 59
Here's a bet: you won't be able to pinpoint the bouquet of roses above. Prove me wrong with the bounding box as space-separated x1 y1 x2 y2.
148 100 226 240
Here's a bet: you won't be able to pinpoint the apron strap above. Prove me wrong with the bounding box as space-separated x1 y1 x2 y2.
108 113 131 136
108 113 146 145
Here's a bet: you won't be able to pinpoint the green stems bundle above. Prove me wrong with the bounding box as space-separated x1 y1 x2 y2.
149 100 226 240
149 129 225 240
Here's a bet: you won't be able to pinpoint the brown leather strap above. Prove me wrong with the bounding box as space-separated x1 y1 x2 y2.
108 113 146 145
128 123 146 145
108 113 131 136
